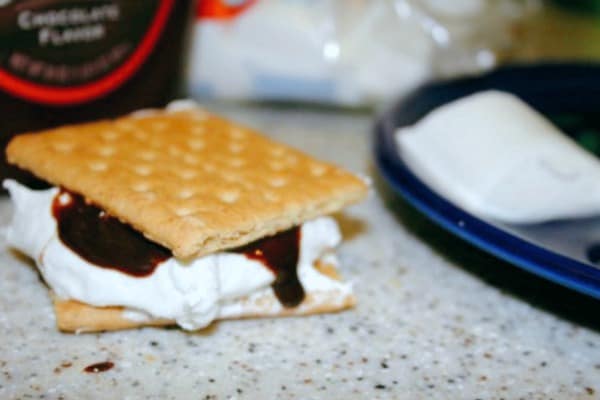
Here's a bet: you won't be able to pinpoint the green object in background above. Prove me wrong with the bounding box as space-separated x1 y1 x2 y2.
552 0 600 15
549 113 583 127
577 130 600 155
550 112 600 157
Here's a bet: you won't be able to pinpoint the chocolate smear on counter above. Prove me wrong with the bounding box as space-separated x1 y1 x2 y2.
52 189 171 277
232 226 305 307
83 361 114 373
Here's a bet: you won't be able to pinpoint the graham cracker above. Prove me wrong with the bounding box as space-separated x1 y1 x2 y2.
53 262 356 333
53 291 356 333
6 106 368 258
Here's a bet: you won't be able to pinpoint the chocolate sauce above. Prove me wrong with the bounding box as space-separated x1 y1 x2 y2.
52 189 171 277
83 361 114 373
52 188 305 307
233 227 305 307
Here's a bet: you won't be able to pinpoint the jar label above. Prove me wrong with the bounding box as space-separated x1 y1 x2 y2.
0 0 174 106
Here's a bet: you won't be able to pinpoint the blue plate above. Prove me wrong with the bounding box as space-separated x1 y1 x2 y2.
374 63 600 300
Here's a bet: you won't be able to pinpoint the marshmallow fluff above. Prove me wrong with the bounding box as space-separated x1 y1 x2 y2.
395 90 600 224
4 180 351 330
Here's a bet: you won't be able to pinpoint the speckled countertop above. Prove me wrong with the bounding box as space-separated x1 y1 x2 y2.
1 105 600 400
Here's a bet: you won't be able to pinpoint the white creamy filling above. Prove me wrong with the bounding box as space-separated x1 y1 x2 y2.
395 90 600 224
3 180 350 330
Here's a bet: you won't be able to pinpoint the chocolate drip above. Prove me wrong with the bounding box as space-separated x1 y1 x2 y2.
232 227 305 307
52 188 305 307
52 189 171 277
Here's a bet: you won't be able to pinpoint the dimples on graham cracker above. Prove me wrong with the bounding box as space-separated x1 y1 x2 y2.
6 107 367 258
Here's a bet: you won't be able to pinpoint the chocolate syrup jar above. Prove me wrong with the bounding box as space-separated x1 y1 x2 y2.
0 0 196 184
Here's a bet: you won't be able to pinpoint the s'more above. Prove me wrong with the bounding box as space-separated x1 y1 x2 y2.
3 101 368 333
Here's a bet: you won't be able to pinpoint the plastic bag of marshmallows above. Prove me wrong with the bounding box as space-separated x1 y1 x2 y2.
187 0 539 106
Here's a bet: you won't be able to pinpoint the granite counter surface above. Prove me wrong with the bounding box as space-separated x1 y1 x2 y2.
1 105 599 400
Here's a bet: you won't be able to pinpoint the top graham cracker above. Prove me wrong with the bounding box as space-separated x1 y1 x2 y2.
6 105 368 259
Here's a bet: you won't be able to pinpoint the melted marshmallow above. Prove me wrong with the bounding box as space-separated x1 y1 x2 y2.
4 180 350 330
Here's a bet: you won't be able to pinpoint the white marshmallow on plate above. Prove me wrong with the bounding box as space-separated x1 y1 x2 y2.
395 90 600 224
